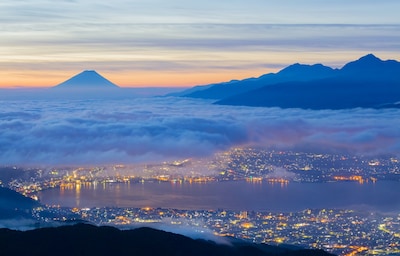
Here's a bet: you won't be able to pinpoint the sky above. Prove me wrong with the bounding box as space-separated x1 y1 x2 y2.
1 0 400 87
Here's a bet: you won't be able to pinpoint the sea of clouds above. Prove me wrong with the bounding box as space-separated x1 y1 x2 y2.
1 96 399 166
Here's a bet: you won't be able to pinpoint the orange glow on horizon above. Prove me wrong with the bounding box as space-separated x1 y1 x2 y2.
1 52 398 88
0 68 277 88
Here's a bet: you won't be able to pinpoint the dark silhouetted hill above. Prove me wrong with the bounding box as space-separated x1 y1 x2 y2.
0 187 38 211
340 54 400 80
177 63 336 99
0 224 335 256
173 54 400 109
216 78 400 109
212 54 400 109
0 187 39 219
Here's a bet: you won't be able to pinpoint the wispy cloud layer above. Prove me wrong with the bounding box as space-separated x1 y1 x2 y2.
1 97 399 166
1 0 400 86
1 0 400 24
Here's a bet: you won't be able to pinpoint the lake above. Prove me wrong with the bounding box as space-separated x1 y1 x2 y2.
38 180 400 212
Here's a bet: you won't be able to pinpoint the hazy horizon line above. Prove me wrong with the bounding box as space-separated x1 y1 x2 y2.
0 86 191 89
0 52 396 89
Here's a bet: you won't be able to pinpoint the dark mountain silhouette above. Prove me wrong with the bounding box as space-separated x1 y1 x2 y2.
0 187 39 211
176 63 336 99
0 224 335 256
216 78 400 109
0 187 39 219
54 70 119 89
47 70 133 99
49 70 126 100
277 63 336 80
185 54 400 110
340 54 400 79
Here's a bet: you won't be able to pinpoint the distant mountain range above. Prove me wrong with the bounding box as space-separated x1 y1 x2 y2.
176 54 400 109
0 223 334 256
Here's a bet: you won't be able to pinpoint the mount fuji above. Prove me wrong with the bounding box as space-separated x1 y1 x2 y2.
45 70 128 99
54 70 119 89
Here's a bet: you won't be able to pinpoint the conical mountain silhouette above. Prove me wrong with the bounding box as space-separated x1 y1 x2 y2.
54 70 119 89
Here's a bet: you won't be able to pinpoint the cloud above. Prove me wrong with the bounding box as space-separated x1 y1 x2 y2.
3 23 400 50
1 24 400 73
0 218 39 231
120 219 231 245
266 167 296 179
0 96 400 166
1 0 400 25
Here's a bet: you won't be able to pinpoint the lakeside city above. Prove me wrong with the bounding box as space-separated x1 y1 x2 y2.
2 147 399 256
4 148 399 197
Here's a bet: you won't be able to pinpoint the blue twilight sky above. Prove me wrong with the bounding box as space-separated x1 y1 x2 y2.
0 0 400 87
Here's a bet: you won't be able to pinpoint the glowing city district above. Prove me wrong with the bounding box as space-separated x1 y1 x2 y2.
1 147 400 256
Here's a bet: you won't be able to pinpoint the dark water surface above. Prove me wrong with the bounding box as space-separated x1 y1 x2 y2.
38 180 400 212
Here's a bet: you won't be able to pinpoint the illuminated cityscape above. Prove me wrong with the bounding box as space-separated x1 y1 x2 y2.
1 148 399 255
2 148 399 198
31 206 400 256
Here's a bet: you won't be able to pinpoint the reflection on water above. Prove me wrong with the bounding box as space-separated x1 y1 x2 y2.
38 180 400 212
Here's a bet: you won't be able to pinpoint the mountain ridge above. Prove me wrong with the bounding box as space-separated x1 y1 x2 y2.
0 186 39 220
340 54 400 79
0 223 335 256
0 187 39 211
177 62 337 100
176 54 400 109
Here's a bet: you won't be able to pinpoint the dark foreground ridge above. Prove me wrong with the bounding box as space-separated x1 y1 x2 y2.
0 223 335 256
